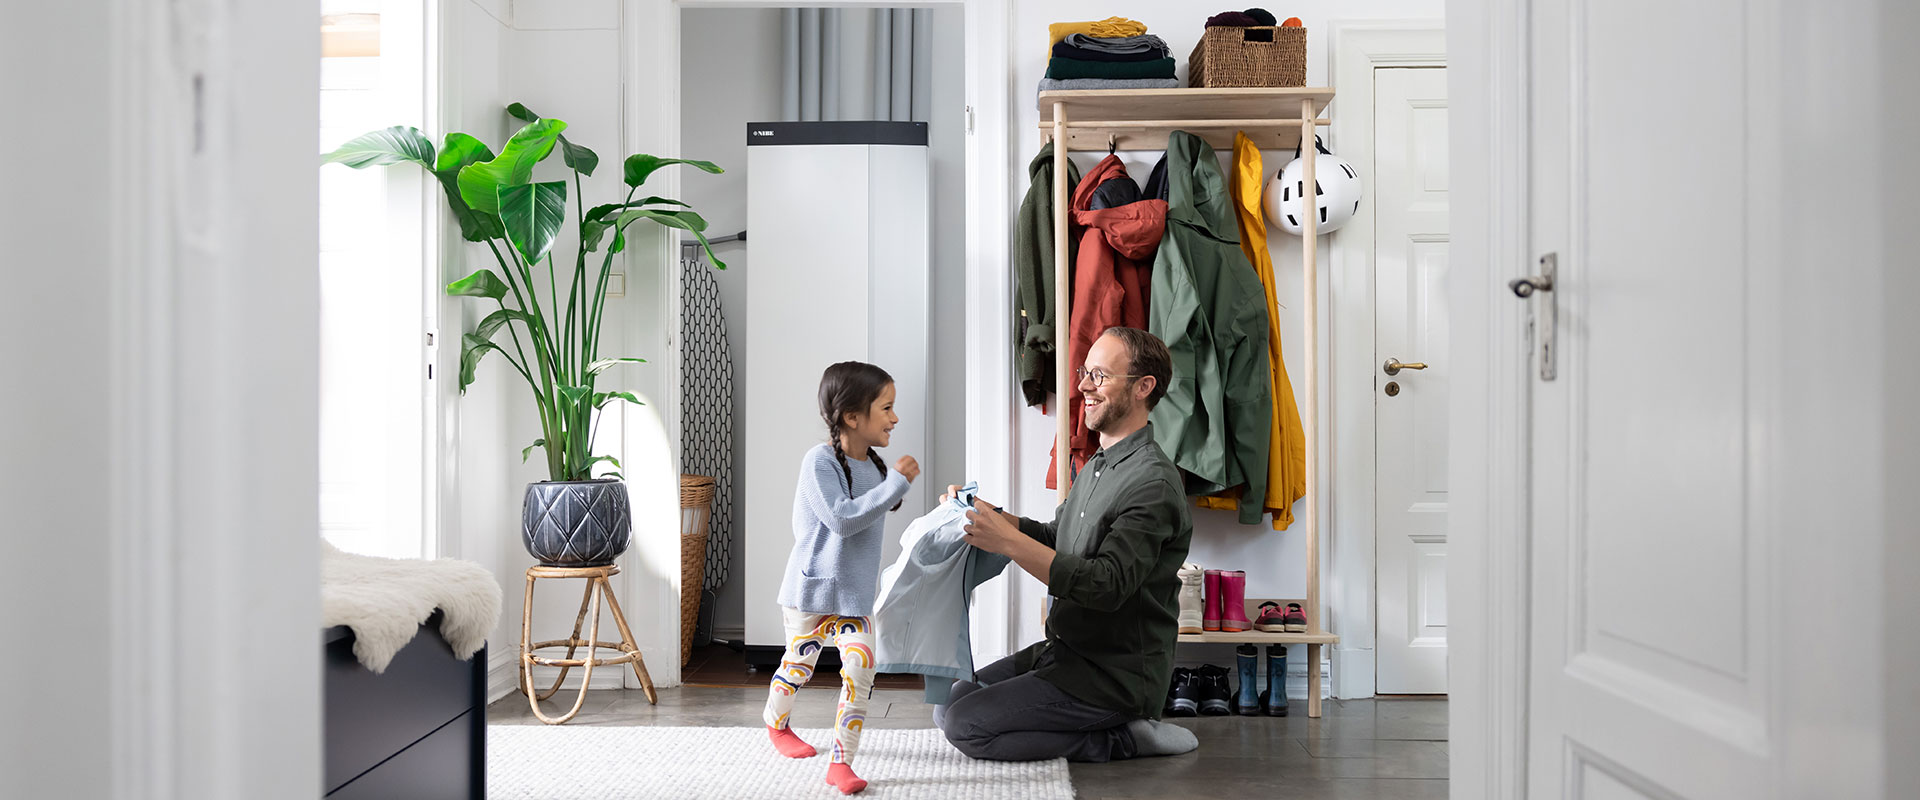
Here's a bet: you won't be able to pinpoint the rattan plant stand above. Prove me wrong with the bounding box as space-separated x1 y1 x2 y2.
518 564 657 724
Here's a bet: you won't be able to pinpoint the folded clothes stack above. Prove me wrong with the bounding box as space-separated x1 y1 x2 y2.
1041 18 1179 93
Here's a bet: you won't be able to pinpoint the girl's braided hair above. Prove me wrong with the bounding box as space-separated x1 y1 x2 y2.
818 361 902 511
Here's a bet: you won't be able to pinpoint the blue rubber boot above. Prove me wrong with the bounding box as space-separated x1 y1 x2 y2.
1235 645 1261 715
1263 644 1290 717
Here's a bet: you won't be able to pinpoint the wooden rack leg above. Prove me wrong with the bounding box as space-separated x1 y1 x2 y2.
1052 99 1072 502
599 576 658 704
1307 642 1324 718
1299 97 1326 722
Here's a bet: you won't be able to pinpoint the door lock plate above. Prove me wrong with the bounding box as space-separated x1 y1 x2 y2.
1512 253 1558 381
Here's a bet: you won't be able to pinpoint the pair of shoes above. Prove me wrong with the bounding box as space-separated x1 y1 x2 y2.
1254 601 1308 633
1194 664 1233 716
1166 666 1199 717
1203 570 1253 632
1177 564 1205 634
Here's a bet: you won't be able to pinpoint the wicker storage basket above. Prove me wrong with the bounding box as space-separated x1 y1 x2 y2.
678 474 716 666
1188 25 1306 88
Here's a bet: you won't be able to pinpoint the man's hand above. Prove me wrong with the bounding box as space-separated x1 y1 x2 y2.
962 499 1024 556
964 498 1055 586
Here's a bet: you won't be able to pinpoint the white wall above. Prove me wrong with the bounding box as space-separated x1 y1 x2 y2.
680 6 969 639
439 0 548 697
1004 0 1444 680
439 0 672 695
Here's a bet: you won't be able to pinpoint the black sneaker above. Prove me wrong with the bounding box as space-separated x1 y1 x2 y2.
1167 667 1200 717
1196 664 1233 716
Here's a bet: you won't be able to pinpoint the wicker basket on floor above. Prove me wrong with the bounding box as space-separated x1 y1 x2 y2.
1188 25 1306 88
679 474 715 666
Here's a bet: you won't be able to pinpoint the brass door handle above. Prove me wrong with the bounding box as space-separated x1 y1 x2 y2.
1383 359 1428 376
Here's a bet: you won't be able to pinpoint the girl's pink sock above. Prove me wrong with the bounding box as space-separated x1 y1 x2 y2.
825 762 867 794
768 726 816 758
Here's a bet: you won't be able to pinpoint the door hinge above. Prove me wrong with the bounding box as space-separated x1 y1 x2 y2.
966 105 975 135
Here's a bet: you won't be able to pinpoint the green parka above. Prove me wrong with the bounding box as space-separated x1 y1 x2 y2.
1015 143 1081 407
1146 131 1274 524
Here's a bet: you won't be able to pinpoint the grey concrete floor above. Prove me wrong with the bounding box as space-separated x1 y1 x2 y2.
490 686 1448 799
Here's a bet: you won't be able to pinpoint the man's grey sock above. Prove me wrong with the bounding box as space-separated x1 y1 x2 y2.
1125 718 1199 757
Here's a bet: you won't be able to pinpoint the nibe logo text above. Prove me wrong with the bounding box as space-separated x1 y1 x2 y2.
752 130 774 136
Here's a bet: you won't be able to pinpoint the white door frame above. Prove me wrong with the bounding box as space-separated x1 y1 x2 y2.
621 0 1017 672
1325 20 1446 700
102 0 324 795
1446 0 1533 797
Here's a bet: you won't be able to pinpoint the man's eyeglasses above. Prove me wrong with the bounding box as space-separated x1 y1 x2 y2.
1074 367 1142 389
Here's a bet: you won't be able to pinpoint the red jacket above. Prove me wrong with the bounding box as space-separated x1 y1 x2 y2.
1049 155 1168 489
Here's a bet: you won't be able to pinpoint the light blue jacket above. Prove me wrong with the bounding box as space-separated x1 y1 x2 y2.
777 443 912 618
873 484 1013 703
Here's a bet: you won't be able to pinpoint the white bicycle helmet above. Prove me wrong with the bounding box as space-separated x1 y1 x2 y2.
1264 136 1363 235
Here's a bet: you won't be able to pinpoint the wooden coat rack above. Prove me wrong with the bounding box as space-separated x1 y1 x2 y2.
1040 87 1339 717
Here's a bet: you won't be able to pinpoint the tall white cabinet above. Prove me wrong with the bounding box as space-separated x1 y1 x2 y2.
741 121 931 660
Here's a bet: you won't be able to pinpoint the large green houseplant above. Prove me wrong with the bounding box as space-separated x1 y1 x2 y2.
325 103 724 566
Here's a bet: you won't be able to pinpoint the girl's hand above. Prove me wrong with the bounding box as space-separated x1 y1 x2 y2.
940 484 964 503
895 456 921 483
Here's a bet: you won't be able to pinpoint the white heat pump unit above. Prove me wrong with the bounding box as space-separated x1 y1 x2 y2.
741 121 930 667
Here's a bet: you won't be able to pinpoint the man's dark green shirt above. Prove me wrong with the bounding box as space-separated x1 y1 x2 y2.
1011 423 1193 719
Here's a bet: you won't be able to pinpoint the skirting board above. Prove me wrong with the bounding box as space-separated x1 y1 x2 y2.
1332 647 1377 699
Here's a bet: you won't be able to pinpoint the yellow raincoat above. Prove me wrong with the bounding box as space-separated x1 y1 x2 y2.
1196 132 1308 529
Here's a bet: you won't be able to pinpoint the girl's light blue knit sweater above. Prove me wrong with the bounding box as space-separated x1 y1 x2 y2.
777 443 912 618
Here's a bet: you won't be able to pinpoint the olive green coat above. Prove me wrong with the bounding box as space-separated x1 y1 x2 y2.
1146 131 1274 524
1015 143 1081 407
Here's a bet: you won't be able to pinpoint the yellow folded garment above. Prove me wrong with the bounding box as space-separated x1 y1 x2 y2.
1047 17 1148 56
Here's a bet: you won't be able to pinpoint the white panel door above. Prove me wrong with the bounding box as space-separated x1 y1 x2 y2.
1525 0 1780 795
1374 66 1451 695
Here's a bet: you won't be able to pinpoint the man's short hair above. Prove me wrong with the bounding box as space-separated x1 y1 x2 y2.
1102 327 1172 409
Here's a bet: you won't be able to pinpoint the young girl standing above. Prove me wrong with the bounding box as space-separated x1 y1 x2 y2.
765 361 920 795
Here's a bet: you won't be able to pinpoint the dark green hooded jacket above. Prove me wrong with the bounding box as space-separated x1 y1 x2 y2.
1015 143 1081 407
1145 131 1274 523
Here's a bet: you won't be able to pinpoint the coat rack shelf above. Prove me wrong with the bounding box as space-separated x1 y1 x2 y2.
1039 86 1339 718
1038 87 1333 151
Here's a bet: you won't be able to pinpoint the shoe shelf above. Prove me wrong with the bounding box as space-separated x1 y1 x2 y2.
1178 631 1339 645
1042 87 1339 718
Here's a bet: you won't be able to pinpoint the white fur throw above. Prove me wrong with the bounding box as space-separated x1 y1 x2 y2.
321 540 503 673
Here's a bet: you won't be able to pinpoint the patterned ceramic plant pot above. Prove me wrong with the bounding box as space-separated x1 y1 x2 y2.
521 479 631 567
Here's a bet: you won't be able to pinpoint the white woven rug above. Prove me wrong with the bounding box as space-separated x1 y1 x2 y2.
488 726 1074 800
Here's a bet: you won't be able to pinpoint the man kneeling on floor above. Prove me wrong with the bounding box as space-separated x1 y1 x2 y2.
934 327 1198 762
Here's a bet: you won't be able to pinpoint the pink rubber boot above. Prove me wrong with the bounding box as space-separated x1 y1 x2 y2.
1203 569 1224 631
1220 570 1253 632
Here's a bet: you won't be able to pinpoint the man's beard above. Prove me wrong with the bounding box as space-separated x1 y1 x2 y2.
1087 391 1136 433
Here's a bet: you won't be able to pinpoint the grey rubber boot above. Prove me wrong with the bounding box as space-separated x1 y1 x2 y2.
1262 644 1290 717
1235 645 1261 715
